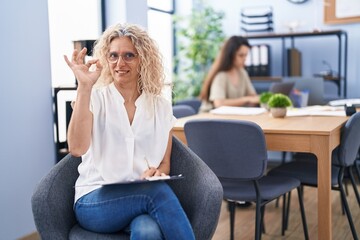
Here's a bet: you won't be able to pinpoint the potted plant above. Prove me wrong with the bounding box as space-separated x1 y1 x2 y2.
267 93 292 118
259 92 273 110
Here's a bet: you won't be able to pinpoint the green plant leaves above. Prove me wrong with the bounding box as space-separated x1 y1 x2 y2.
173 2 225 102
267 93 293 108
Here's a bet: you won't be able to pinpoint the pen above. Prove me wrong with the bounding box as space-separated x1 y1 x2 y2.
144 157 151 170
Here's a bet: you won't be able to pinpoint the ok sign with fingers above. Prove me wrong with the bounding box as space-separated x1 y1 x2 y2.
64 47 103 88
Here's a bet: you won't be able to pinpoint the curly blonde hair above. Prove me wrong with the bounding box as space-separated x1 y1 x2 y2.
92 23 164 96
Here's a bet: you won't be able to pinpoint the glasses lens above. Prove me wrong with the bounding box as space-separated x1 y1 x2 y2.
107 53 119 64
107 52 137 64
122 52 136 62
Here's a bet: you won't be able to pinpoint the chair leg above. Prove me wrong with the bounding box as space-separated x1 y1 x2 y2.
281 194 287 236
340 191 346 215
228 201 236 240
339 169 359 240
255 199 262 240
280 191 292 235
349 166 360 206
297 187 309 240
261 206 266 234
345 176 349 196
355 160 360 183
281 151 287 164
285 191 291 230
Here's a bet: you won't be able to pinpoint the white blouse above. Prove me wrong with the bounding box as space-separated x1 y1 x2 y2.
74 83 176 203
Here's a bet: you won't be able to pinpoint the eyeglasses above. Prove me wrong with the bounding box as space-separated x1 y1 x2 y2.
107 52 138 64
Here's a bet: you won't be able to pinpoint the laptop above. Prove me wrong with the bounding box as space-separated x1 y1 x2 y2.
282 77 325 106
269 82 295 96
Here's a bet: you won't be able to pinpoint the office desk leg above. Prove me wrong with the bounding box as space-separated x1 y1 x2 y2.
312 135 332 240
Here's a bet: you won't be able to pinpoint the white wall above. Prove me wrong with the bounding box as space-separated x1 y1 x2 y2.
206 0 360 98
104 0 147 28
0 0 55 239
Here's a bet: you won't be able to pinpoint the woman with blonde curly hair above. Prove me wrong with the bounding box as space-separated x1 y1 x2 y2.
64 23 195 239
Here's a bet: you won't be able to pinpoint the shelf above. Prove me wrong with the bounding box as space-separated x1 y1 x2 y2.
246 30 348 97
251 76 282 82
245 29 346 39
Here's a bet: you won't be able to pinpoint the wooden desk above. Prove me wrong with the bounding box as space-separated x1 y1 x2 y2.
173 112 348 240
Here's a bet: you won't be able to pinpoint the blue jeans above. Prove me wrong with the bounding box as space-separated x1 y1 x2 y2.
74 181 195 240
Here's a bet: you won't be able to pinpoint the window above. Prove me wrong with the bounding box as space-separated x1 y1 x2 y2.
147 0 175 101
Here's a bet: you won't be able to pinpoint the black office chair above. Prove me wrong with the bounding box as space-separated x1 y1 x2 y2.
173 105 196 118
184 119 309 240
268 112 360 240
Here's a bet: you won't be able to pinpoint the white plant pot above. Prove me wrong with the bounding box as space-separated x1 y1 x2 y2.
270 107 287 118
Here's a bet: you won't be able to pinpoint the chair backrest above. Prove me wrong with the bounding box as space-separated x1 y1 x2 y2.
174 98 201 113
173 105 196 118
184 119 268 180
269 81 295 96
31 154 81 239
336 112 360 167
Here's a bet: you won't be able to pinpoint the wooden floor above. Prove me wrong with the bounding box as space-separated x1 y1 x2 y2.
23 179 360 240
212 185 360 240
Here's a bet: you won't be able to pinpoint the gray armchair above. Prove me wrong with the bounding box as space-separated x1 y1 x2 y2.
32 137 223 240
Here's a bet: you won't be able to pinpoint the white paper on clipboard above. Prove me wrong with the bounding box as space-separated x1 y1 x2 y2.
75 174 184 187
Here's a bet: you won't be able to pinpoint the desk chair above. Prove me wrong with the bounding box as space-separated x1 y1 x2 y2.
174 98 201 113
31 137 223 240
173 105 196 118
268 112 360 240
184 119 309 240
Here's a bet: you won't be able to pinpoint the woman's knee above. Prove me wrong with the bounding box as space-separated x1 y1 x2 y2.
130 215 163 240
150 183 179 203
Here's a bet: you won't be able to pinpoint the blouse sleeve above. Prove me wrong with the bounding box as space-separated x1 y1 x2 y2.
156 96 176 133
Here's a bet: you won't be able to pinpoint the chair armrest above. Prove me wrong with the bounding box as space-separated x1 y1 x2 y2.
169 137 223 240
31 154 81 239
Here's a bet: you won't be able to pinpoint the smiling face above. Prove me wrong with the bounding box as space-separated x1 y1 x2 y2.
108 37 140 87
233 45 249 69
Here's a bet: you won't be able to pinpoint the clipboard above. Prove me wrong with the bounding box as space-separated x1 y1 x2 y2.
75 174 184 187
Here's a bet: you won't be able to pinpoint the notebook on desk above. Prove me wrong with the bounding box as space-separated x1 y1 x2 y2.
210 106 266 115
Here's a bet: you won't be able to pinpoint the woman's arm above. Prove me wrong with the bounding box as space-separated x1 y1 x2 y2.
213 95 259 108
67 86 93 156
64 48 102 156
156 130 172 175
141 130 173 178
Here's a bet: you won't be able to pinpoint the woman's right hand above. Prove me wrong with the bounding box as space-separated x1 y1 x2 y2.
64 47 103 88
